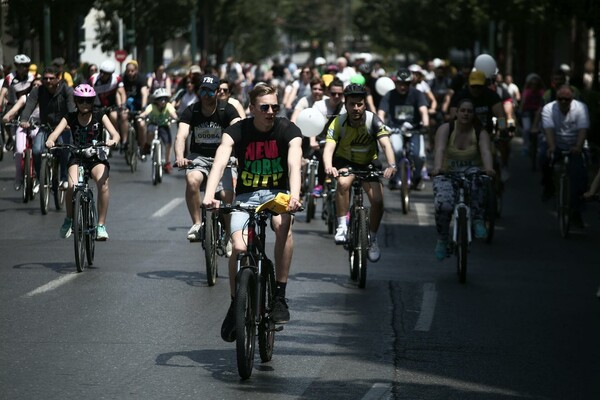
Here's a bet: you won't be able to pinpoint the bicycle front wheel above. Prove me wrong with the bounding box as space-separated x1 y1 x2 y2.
258 259 276 362
86 196 97 266
127 127 137 173
52 160 64 210
39 157 51 215
400 159 411 214
73 191 87 272
235 268 257 380
456 207 468 284
356 209 369 289
23 150 32 203
204 213 218 287
558 173 570 238
152 142 161 185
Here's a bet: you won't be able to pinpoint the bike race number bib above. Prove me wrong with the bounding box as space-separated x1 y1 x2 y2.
193 126 222 144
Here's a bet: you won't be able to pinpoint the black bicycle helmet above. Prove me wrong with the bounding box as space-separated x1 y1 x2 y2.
396 68 412 82
343 83 367 98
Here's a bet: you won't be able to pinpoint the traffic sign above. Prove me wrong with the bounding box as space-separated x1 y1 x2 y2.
115 50 128 63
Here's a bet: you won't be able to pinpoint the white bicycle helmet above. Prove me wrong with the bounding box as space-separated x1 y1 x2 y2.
152 87 170 100
14 54 31 65
100 60 116 74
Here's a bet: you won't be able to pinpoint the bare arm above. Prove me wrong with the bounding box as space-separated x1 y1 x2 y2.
377 135 397 179
174 122 191 166
287 136 303 211
202 135 234 207
432 123 449 174
45 118 69 147
478 129 495 175
101 113 121 146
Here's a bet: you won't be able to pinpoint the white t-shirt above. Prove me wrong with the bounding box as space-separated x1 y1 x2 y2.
541 99 589 149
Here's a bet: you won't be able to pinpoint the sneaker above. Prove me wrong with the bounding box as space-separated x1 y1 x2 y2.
473 219 487 239
60 217 72 239
187 223 202 241
334 225 347 244
311 184 323 197
220 300 236 342
32 180 40 194
164 162 172 174
226 236 232 257
271 296 290 324
96 224 109 241
14 180 22 191
368 240 381 262
434 239 448 261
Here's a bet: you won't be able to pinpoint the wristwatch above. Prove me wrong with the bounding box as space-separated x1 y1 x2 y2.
389 164 397 169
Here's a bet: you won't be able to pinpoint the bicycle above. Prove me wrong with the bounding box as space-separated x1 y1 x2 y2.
124 111 141 173
321 177 337 234
9 121 37 203
39 143 66 215
56 142 107 272
442 170 489 284
390 126 417 214
219 199 300 380
339 167 383 289
148 119 177 185
552 150 573 238
301 152 319 222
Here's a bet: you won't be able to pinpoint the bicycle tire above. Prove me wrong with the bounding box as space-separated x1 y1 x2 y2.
73 191 87 272
52 159 65 210
23 150 32 203
151 142 159 185
326 196 336 234
357 208 369 289
128 127 137 173
400 159 410 214
484 178 496 244
306 195 315 223
456 207 468 284
235 268 257 380
0 132 4 161
157 142 163 183
258 259 276 362
39 157 50 215
86 195 97 266
558 173 570 238
204 212 218 287
348 209 358 281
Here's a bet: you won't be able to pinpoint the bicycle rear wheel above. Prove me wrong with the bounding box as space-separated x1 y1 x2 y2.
558 173 570 238
400 159 411 214
73 191 87 272
356 209 369 289
127 127 137 173
86 196 97 266
204 212 218 286
39 157 51 215
152 142 162 185
326 196 336 234
258 259 276 362
52 159 65 210
456 208 468 283
348 209 358 281
306 167 316 222
235 268 257 380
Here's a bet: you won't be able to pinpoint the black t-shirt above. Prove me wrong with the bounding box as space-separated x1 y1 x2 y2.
378 87 428 128
66 110 106 147
180 101 239 157
121 73 147 105
225 117 301 195
450 88 502 132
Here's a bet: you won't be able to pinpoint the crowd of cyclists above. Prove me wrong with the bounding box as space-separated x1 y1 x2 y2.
2 50 600 335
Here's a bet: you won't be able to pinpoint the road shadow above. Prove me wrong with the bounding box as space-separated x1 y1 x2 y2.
13 261 79 273
137 269 214 288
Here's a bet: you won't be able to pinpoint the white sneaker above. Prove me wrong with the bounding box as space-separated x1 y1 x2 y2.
32 180 40 194
334 226 347 244
226 236 232 257
60 180 69 190
368 240 381 262
187 223 202 241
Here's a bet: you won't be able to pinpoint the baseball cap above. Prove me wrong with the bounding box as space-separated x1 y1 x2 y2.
408 64 423 74
189 65 202 74
52 57 65 66
469 70 486 86
200 74 219 91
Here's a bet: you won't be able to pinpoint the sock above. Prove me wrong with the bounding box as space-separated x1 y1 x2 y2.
275 281 287 298
337 217 346 227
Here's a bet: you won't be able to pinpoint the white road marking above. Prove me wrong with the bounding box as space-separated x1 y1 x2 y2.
152 197 184 218
23 273 80 297
414 202 433 226
414 282 437 332
361 383 392 400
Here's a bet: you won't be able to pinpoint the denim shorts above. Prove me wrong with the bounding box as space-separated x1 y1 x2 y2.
230 189 289 233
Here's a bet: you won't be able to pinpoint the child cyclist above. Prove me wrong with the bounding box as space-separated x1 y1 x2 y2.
45 84 120 240
137 88 178 173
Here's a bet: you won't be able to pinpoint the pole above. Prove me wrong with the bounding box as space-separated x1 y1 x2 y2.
43 3 51 66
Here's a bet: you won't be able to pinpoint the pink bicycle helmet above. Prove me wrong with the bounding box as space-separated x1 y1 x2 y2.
73 84 96 98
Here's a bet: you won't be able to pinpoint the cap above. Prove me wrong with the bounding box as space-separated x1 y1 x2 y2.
189 65 202 74
126 60 138 69
52 57 65 66
469 70 486 86
408 64 423 74
200 74 219 91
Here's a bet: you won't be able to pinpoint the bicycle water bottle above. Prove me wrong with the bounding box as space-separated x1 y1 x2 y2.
78 165 84 184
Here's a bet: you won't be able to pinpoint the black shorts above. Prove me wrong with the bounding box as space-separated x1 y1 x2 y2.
68 156 110 174
333 157 382 182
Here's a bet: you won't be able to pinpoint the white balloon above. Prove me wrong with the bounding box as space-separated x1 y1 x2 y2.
295 108 327 137
375 77 395 96
474 54 497 78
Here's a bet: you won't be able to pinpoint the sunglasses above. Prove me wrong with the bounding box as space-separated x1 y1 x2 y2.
557 97 573 102
330 92 343 97
200 89 216 97
76 98 95 104
258 104 280 113
218 87 229 93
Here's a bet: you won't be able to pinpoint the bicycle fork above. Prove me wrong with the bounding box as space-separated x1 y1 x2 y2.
452 203 472 245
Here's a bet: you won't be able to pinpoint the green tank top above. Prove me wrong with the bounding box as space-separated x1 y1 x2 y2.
443 126 482 171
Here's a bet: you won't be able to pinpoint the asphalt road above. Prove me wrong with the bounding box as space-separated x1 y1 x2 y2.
0 139 599 400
